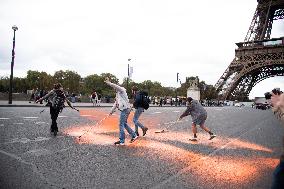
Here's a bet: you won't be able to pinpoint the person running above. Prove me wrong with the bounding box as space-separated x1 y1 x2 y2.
104 77 137 145
131 86 148 137
178 97 216 141
36 83 77 136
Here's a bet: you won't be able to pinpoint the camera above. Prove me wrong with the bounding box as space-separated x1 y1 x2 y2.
264 88 283 100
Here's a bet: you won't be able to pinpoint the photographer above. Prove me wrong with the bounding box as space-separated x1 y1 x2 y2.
267 89 284 189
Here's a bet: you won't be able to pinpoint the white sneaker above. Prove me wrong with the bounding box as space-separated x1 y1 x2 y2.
209 134 216 140
114 141 125 145
189 138 198 142
130 136 138 143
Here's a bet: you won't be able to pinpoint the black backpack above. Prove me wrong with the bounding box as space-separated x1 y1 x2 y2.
135 91 149 110
52 90 66 111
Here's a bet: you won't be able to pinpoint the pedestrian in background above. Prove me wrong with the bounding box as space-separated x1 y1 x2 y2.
91 90 97 106
97 92 101 106
104 77 137 145
178 97 216 141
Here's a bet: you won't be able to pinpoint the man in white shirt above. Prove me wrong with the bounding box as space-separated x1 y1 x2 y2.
105 77 138 145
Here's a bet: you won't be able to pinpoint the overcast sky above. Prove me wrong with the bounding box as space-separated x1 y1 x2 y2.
0 0 283 98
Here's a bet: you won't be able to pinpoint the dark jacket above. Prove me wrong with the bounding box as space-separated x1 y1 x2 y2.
133 91 148 109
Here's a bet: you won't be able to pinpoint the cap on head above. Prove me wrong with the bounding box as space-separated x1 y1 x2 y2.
54 83 62 89
187 97 193 102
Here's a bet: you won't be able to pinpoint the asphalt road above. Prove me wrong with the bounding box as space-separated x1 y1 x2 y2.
0 106 283 189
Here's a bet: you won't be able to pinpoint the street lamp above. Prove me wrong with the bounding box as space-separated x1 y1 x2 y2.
175 73 179 106
8 25 18 104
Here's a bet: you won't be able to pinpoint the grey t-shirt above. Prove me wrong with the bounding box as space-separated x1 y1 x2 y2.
180 100 207 123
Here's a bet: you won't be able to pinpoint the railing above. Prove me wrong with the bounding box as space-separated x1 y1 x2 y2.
235 37 284 48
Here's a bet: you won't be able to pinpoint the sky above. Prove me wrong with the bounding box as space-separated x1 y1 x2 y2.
0 0 283 99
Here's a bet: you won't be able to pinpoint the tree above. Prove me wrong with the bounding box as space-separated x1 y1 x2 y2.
53 70 65 84
64 70 81 93
27 70 41 89
53 70 81 93
0 77 10 92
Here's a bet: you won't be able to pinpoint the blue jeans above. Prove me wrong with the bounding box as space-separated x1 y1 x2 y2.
119 108 136 143
272 160 284 189
133 107 145 132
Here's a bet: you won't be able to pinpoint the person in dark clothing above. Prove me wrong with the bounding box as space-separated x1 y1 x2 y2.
159 98 163 107
178 97 216 141
36 83 77 136
270 91 284 189
132 86 148 137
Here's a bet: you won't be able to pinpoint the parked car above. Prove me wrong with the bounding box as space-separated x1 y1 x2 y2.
234 103 244 107
255 103 269 110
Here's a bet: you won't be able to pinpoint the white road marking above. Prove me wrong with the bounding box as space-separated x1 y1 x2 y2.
10 138 31 144
0 118 10 120
80 115 92 117
173 111 180 113
23 117 38 119
151 112 162 114
13 123 24 125
25 148 52 157
58 115 68 118
34 137 51 142
35 122 48 125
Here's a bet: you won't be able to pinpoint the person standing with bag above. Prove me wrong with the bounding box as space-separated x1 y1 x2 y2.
131 86 149 137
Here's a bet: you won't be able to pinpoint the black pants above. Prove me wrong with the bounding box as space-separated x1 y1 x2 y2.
50 106 60 131
272 160 284 189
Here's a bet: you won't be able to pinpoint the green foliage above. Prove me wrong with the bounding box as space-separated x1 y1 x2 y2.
0 71 217 100
0 77 9 92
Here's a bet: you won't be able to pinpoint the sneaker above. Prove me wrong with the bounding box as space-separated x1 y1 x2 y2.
209 134 216 140
142 127 148 136
114 141 125 145
189 138 198 142
135 131 139 137
130 136 138 143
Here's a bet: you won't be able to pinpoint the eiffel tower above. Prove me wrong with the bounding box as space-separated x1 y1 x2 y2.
215 0 284 100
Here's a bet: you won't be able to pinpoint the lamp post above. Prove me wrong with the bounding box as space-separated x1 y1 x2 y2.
175 73 179 106
127 59 131 96
8 25 18 104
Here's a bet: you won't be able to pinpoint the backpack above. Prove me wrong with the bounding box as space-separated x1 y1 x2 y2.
135 91 149 110
52 89 66 111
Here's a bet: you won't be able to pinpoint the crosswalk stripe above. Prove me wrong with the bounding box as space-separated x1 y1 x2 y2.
23 117 38 119
152 112 162 114
58 115 68 118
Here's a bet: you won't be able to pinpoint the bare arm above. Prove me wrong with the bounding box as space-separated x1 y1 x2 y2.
36 90 53 103
104 77 125 93
179 106 191 119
